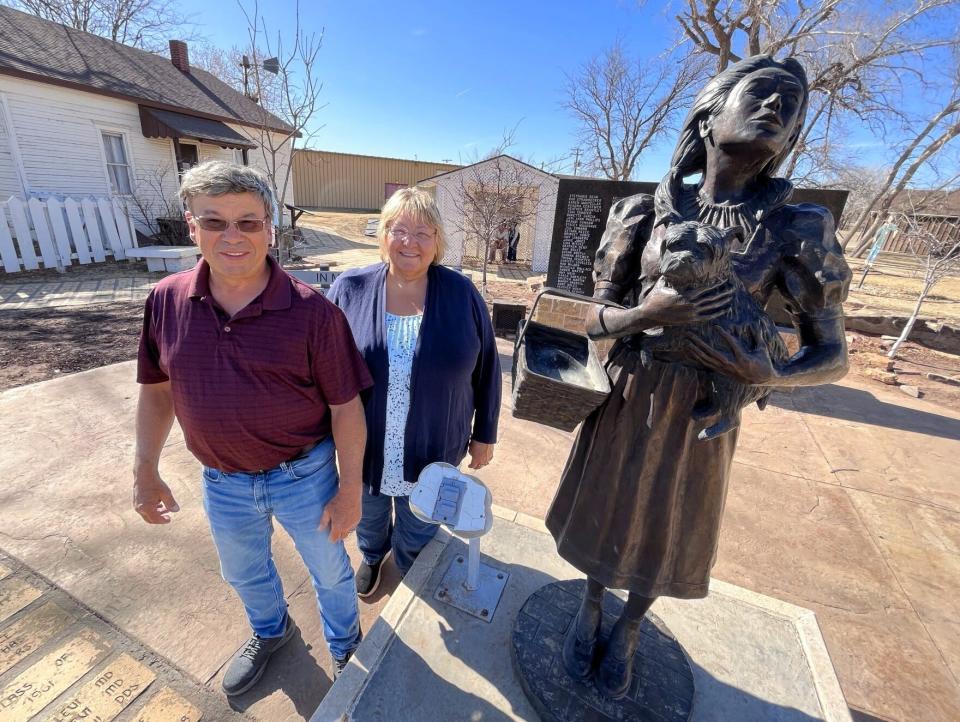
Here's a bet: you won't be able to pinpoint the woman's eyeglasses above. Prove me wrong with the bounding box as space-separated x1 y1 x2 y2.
193 216 270 233
388 227 435 243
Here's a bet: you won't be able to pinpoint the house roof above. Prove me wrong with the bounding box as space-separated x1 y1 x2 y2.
139 107 256 150
888 189 960 218
418 154 560 184
0 5 292 135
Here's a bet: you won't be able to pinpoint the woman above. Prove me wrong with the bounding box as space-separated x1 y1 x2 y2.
328 188 501 598
546 55 851 698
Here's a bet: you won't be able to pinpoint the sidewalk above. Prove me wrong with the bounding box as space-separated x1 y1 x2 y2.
0 342 958 721
0 225 547 310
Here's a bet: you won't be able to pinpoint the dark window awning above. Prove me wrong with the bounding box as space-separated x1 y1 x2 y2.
139 106 256 150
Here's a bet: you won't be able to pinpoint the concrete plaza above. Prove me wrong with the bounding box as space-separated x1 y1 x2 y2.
0 343 957 720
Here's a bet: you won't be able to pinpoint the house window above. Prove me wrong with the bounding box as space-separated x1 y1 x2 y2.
176 141 199 173
233 149 248 166
101 132 132 195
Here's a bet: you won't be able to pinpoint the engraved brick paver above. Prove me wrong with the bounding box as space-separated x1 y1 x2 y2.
0 555 244 722
40 652 155 722
131 687 203 722
0 628 111 722
0 578 43 623
0 603 76 675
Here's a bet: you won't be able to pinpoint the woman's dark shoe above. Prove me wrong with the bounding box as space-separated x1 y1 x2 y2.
561 619 599 680
595 648 634 700
355 559 383 598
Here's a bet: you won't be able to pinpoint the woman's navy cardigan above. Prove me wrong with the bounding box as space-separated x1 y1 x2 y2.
327 263 501 495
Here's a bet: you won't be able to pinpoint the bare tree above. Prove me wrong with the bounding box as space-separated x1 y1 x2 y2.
825 162 889 232
845 71 960 253
6 0 199 51
884 198 960 358
449 134 550 294
235 0 324 260
123 162 186 243
563 42 705 180
676 0 959 183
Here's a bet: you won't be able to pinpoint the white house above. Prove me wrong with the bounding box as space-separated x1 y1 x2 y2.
420 155 560 273
0 5 294 243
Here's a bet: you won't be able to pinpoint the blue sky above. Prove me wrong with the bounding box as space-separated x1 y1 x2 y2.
193 1 956 183
198 0 680 177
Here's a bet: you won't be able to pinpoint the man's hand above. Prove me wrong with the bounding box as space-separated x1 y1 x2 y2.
133 469 180 524
134 381 176 524
326 395 366 543
467 440 495 470
319 486 361 543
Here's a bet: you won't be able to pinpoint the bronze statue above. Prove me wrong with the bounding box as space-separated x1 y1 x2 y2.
545 55 851 700
643 221 789 441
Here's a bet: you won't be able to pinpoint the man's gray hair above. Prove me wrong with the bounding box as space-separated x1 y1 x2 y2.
178 161 276 217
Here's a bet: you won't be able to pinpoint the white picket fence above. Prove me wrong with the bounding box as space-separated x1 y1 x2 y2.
0 196 138 273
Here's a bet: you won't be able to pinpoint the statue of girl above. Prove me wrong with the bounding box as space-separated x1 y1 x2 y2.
545 55 851 699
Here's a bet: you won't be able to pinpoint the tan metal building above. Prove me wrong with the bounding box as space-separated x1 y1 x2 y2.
292 149 460 210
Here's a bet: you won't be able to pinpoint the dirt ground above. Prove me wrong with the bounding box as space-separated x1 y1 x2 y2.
297 210 376 240
0 302 144 391
846 255 960 324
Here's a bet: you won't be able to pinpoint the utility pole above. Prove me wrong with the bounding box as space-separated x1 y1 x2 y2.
571 148 581 176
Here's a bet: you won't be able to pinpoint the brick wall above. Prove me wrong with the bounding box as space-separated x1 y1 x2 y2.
530 296 615 358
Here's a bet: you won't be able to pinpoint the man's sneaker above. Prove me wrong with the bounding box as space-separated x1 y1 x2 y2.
222 616 296 696
355 559 383 598
332 629 363 682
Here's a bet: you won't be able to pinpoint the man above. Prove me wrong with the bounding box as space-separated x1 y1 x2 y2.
133 161 371 696
506 222 520 263
487 222 508 264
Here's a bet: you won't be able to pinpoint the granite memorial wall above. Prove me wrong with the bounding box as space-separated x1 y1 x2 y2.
546 177 849 296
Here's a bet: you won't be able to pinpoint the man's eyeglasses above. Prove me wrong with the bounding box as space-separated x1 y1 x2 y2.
192 216 270 233
388 227 435 243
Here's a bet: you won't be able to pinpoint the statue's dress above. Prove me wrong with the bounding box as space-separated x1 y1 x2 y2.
545 181 851 599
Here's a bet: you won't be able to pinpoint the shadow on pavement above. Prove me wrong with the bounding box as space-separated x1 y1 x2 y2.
771 383 960 441
849 708 891 722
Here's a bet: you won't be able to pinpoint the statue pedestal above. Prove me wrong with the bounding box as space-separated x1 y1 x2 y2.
311 511 851 722
513 580 693 721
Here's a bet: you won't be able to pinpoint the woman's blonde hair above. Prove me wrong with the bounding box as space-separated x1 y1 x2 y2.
378 187 447 265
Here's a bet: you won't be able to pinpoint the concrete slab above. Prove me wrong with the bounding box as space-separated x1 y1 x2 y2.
735 395 837 483
783 382 960 511
314 519 851 722
0 362 404 721
1 349 959 720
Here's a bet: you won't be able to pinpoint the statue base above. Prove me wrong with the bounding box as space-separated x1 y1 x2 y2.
512 579 694 721
311 514 852 722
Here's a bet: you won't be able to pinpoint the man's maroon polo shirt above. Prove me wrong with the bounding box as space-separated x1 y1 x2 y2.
137 257 372 473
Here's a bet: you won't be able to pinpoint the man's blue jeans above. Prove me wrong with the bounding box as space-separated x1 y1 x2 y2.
357 491 439 575
201 437 360 660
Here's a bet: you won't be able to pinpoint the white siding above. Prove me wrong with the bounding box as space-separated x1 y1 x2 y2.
0 76 295 230
0 94 25 198
430 157 558 274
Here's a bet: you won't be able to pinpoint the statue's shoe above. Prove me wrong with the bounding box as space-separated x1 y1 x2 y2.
561 622 598 681
595 650 634 700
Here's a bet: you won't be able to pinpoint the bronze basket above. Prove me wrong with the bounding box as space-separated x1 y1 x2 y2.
511 288 622 432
